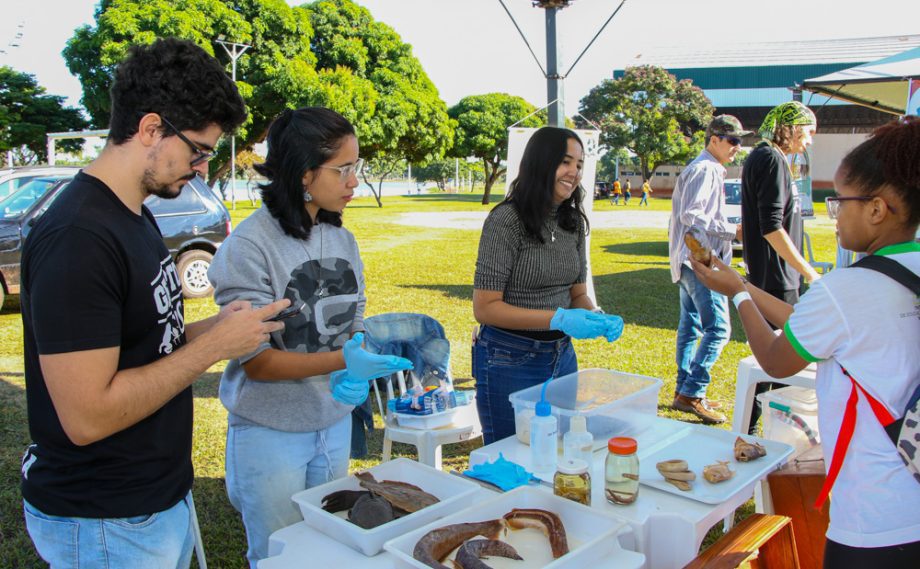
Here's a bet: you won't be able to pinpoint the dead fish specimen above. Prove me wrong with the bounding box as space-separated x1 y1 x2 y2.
348 493 395 529
503 508 569 558
321 489 370 514
355 471 439 513
703 460 735 483
734 436 767 462
656 459 696 491
413 520 505 569
454 539 523 569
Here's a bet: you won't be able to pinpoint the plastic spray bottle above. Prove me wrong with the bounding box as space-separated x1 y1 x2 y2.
530 379 558 475
563 414 593 465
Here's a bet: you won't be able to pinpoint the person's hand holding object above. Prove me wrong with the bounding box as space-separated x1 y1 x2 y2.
343 332 413 382
550 308 623 342
689 255 747 297
329 370 370 406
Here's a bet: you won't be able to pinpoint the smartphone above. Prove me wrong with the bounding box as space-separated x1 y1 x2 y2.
267 300 305 322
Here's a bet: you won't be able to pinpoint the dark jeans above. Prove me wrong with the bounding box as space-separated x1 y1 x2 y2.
472 325 577 445
824 538 920 568
748 288 800 435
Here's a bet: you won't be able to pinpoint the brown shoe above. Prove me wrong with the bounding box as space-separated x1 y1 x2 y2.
673 390 722 409
673 394 726 424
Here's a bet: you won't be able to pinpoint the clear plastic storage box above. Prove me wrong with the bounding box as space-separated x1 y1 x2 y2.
757 385 820 459
510 369 663 449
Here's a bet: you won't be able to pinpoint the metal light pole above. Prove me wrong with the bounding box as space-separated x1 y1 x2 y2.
544 6 564 127
216 36 251 210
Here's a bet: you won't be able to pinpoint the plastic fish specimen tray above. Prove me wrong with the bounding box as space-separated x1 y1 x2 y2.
292 458 480 556
384 485 644 569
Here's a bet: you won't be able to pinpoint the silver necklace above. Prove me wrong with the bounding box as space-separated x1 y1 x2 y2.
300 223 328 297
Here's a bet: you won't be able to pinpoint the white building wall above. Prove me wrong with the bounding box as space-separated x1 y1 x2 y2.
811 133 870 187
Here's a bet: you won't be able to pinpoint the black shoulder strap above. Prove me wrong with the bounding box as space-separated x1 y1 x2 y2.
852 255 920 296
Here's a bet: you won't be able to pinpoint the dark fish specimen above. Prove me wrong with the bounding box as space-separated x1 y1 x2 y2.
503 508 569 558
455 539 523 569
347 493 395 529
321 489 371 513
412 520 505 568
355 471 439 513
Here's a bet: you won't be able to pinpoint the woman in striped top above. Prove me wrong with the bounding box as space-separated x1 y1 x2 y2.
472 126 623 444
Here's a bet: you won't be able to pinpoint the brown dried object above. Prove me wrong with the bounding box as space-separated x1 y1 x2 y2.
656 459 696 491
734 436 767 462
703 460 735 483
503 508 570 559
684 233 712 266
412 520 504 568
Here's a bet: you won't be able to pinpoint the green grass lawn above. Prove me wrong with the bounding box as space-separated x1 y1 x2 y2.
0 191 839 567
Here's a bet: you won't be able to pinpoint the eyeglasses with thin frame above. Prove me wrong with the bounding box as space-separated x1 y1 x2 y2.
318 158 364 181
824 195 897 219
719 135 742 147
159 116 217 167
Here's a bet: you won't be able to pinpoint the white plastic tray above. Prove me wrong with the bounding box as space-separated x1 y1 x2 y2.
394 406 460 429
638 424 793 504
383 485 644 569
291 458 480 556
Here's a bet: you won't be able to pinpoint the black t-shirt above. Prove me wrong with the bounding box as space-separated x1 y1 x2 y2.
20 172 192 518
740 143 804 292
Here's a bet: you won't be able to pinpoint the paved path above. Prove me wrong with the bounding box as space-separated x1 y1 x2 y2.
395 210 672 230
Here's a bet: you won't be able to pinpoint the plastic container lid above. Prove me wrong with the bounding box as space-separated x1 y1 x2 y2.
556 458 588 475
607 436 637 455
569 414 587 433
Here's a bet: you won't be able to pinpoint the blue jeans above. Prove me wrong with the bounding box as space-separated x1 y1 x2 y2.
226 414 351 568
472 325 577 445
676 266 730 399
24 493 194 568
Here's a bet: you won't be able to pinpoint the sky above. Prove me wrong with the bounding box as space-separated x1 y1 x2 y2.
2 0 920 117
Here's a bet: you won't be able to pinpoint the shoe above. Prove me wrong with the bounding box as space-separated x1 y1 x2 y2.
671 391 722 409
673 394 726 424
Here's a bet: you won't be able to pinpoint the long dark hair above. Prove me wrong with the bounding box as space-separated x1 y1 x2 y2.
502 126 589 242
256 107 355 239
840 116 920 227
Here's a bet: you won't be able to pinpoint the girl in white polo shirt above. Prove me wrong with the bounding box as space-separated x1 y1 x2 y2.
690 116 920 568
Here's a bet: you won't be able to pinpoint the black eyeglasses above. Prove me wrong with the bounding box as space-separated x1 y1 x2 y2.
160 116 217 167
719 135 742 147
825 195 897 219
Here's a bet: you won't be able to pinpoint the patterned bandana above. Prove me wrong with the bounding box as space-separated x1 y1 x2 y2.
758 101 817 140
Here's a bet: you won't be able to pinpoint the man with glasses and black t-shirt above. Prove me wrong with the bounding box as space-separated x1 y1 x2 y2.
19 38 289 567
668 115 750 424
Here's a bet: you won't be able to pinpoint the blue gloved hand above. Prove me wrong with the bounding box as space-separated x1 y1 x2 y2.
601 314 625 342
343 332 413 382
549 308 609 339
329 370 370 406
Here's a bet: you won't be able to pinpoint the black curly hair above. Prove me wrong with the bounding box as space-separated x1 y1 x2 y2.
256 107 355 239
501 126 589 243
108 38 246 143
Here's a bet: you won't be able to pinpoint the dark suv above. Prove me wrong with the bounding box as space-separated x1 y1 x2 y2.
0 171 231 309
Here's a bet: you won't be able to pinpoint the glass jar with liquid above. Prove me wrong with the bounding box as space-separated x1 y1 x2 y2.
554 458 590 506
605 436 639 505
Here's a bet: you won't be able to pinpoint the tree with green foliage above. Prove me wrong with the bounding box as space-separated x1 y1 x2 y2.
0 67 87 165
448 93 543 205
414 159 454 192
63 0 452 206
579 65 713 180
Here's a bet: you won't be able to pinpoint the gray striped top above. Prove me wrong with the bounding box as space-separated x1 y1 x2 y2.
474 203 586 319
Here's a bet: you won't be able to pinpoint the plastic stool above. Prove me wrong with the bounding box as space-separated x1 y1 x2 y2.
731 356 817 436
381 397 483 470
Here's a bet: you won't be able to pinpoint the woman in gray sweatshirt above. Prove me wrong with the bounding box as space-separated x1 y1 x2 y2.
208 107 411 568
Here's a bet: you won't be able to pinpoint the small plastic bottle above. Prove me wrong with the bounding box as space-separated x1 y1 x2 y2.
530 399 558 475
563 414 593 465
605 436 639 505
554 458 591 506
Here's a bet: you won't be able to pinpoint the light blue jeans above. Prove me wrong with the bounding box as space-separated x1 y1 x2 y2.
676 266 730 399
23 492 194 568
226 414 352 568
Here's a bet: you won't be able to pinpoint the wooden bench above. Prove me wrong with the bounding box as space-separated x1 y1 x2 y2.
684 513 800 569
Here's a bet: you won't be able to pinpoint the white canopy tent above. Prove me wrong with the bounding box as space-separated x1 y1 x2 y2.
802 46 920 115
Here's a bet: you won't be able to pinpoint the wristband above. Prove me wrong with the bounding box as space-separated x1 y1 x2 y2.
731 291 752 309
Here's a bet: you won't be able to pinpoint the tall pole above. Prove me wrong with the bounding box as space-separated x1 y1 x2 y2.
545 8 564 127
216 38 251 210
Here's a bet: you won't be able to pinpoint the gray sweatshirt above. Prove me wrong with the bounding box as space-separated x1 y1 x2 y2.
208 206 366 432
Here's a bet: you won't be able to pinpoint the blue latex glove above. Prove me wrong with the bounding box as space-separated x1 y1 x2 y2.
329 370 370 406
549 308 610 340
601 314 625 342
463 453 535 491
343 332 413 382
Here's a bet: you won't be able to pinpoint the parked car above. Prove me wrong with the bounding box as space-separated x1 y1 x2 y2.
594 181 611 200
0 166 79 199
723 178 742 252
0 170 231 309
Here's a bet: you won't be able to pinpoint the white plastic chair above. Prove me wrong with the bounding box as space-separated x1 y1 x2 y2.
804 232 833 274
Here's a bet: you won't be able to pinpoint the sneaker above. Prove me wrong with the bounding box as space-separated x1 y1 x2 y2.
672 391 722 409
673 394 726 424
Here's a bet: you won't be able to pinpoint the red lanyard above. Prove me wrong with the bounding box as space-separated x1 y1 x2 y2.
815 367 896 508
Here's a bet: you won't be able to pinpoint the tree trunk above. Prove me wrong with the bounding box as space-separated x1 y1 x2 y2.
641 157 652 182
481 158 505 205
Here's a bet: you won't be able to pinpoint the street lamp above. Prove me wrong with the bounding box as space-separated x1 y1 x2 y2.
215 35 251 210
